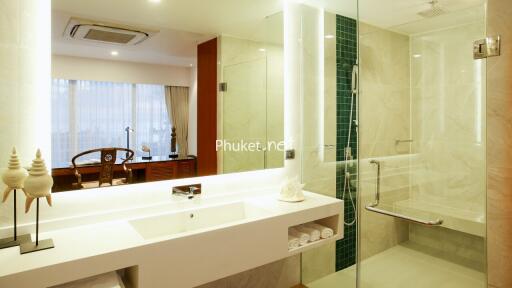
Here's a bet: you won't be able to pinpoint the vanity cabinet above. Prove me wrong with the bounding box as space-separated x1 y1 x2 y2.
145 161 178 181
52 158 196 192
176 160 196 178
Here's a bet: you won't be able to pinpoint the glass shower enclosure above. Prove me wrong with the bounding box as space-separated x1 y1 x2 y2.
219 13 284 174
298 0 487 287
357 2 487 287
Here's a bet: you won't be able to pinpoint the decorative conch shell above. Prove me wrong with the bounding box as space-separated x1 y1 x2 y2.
279 176 305 202
23 149 53 213
1 147 28 202
141 145 151 153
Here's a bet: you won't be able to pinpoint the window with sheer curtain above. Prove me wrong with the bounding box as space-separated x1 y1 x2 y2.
51 79 171 168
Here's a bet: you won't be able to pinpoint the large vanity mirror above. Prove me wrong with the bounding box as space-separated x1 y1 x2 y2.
50 0 284 192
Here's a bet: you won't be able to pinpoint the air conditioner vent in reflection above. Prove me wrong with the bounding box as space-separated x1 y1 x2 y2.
64 17 157 45
84 29 137 44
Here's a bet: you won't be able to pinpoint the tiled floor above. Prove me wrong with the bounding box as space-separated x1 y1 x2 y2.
307 242 485 288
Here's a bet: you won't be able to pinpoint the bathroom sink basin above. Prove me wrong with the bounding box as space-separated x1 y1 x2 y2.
129 201 266 240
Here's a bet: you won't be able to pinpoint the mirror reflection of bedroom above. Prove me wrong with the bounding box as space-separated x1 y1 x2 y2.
50 1 284 192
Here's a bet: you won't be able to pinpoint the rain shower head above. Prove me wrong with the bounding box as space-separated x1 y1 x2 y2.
418 0 445 18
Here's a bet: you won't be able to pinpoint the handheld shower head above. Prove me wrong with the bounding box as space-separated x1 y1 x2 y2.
351 64 358 94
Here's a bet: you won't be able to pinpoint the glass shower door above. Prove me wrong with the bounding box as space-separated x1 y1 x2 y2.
296 0 359 287
358 2 487 288
222 58 267 173
219 11 284 174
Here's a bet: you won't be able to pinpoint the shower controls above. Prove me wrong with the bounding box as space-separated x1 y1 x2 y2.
219 82 228 92
285 149 295 160
473 35 501 59
344 147 352 160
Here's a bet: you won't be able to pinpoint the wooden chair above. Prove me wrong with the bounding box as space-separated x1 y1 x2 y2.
71 148 134 189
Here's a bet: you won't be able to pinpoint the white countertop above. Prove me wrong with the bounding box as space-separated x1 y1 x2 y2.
0 190 343 288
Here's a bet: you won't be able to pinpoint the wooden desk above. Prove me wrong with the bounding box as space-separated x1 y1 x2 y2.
52 156 196 192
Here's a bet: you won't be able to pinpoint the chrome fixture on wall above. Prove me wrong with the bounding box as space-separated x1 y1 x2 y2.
341 63 358 227
365 159 443 226
473 35 501 59
395 139 413 145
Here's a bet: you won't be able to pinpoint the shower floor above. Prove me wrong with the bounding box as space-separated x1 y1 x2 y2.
306 242 485 288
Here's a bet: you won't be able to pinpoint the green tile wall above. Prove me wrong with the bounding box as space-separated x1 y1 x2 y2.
335 14 358 271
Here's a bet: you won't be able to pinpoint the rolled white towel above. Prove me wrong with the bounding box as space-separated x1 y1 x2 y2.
52 271 125 288
305 223 334 239
297 225 320 242
289 227 310 246
288 235 300 250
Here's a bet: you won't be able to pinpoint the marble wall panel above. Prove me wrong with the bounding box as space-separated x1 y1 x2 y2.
486 0 512 286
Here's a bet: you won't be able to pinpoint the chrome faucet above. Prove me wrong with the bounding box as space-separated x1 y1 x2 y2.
172 184 201 199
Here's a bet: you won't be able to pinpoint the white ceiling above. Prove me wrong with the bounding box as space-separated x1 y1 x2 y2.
391 4 485 35
52 10 215 66
51 0 485 66
359 0 485 33
52 0 284 38
52 0 285 66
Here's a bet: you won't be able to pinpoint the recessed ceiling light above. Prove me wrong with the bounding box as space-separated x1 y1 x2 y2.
412 54 422 58
148 0 161 3
259 48 266 52
325 34 335 39
111 51 119 56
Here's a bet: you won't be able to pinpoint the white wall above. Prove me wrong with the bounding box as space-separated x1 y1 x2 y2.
283 1 304 179
188 65 198 155
0 0 51 168
52 55 191 86
0 0 51 240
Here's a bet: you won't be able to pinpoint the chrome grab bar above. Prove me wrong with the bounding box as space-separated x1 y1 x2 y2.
395 139 413 145
365 159 443 226
365 203 444 226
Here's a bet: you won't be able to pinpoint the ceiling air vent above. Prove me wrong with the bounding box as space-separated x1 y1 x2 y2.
64 18 156 45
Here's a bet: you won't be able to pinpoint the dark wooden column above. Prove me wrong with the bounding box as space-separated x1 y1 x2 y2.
197 38 218 176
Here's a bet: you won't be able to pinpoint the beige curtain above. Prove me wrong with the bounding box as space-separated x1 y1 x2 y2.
165 86 189 157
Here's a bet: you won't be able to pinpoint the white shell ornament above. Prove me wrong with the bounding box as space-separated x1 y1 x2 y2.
23 149 53 213
279 176 305 202
141 145 151 153
1 147 28 203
